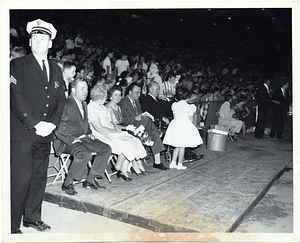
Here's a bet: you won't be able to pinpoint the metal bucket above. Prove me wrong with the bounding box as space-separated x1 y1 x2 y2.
207 129 228 151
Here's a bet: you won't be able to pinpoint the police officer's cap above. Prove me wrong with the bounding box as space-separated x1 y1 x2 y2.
26 19 57 40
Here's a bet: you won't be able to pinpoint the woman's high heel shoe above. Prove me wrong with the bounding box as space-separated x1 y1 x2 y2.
130 167 139 176
117 171 132 181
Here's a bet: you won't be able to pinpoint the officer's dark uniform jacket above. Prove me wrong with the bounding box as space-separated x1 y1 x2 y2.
10 53 66 142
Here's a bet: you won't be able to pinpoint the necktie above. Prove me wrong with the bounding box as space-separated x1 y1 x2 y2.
79 102 84 119
133 101 138 115
42 60 48 82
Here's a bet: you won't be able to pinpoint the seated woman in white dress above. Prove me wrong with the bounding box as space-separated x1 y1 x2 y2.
87 85 147 180
106 85 146 175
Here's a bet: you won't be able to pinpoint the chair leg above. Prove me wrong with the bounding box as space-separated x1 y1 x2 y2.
105 155 118 183
52 154 70 185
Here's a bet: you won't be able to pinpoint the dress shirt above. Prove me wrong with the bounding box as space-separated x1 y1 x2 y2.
263 83 269 93
74 97 84 119
33 54 49 82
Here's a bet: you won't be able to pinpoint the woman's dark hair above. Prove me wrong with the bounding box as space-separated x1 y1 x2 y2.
107 85 123 100
175 86 191 101
224 93 233 102
237 94 247 103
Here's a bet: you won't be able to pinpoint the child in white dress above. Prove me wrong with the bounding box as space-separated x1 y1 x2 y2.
163 87 203 170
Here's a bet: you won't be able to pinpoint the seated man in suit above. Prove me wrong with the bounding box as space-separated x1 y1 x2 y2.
118 82 168 170
140 81 172 129
54 78 112 195
218 93 243 140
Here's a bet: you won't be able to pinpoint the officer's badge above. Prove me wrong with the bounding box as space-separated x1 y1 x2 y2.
10 75 17 85
37 20 41 25
54 81 59 89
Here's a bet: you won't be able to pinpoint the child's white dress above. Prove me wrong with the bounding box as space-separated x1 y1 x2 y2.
163 100 203 147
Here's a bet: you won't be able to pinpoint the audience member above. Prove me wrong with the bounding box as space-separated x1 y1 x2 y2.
10 46 27 61
115 53 130 76
218 93 243 141
118 82 168 170
87 85 147 178
232 95 251 140
74 32 83 55
134 55 148 73
162 71 178 101
140 81 171 129
54 78 111 195
147 62 164 99
102 50 114 75
65 34 75 51
62 61 76 97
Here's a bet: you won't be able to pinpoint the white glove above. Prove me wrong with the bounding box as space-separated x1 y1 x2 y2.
34 122 56 137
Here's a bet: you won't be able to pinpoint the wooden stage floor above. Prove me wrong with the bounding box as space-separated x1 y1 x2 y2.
44 130 293 233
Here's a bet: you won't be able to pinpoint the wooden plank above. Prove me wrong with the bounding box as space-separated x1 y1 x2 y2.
44 137 293 233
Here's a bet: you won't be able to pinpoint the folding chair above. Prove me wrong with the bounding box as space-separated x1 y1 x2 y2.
47 153 71 185
47 152 118 185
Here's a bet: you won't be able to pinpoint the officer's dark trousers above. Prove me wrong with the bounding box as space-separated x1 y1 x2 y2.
254 106 269 138
11 140 50 230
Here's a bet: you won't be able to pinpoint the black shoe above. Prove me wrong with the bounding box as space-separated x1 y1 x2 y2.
11 228 22 234
62 183 78 195
262 135 269 139
94 180 107 189
185 153 204 162
83 180 99 190
130 167 139 176
23 220 51 232
270 133 275 138
255 136 262 139
153 163 168 170
140 170 146 175
228 134 234 141
117 171 132 181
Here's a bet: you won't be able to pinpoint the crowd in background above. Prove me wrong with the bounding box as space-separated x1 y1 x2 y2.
10 10 292 108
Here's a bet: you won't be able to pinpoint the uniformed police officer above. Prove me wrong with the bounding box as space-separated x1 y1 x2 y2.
10 19 66 234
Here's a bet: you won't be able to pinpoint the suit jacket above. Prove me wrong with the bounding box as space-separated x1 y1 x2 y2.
10 53 66 142
140 94 170 121
271 88 290 113
53 96 92 155
218 101 236 125
256 83 271 109
118 96 143 126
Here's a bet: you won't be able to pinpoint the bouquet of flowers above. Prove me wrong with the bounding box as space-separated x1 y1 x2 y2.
125 124 154 146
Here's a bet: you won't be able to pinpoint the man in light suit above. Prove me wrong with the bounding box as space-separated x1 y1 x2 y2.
218 93 243 140
10 19 66 234
54 78 111 195
118 82 168 170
